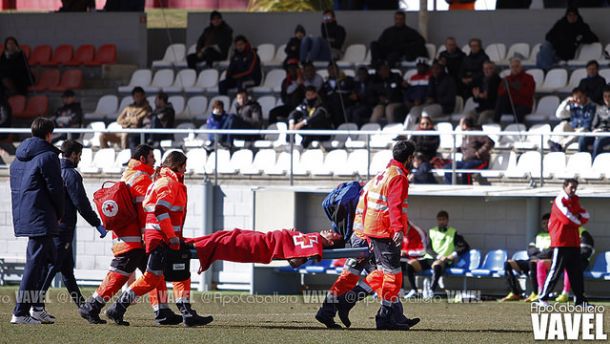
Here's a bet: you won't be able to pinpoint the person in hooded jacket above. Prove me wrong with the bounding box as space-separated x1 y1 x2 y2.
283 25 306 67
218 35 262 95
186 11 233 69
0 36 34 96
536 7 599 70
300 10 347 63
9 117 64 324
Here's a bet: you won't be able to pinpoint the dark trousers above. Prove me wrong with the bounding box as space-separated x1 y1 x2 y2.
186 48 223 69
14 235 56 316
578 136 610 159
443 159 487 184
494 95 531 123
539 247 586 304
40 236 84 308
370 41 404 67
218 77 257 95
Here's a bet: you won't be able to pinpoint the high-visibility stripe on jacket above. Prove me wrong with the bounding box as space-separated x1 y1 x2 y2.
363 159 410 239
142 167 187 252
423 227 456 259
535 232 551 251
111 159 154 256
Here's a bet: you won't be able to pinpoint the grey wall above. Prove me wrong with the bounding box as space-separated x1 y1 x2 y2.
187 9 610 51
0 13 148 66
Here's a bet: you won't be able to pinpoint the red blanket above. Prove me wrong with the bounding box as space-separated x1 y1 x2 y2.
186 229 324 272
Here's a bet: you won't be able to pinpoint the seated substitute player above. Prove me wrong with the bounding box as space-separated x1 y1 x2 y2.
404 210 470 299
535 226 594 303
500 213 552 302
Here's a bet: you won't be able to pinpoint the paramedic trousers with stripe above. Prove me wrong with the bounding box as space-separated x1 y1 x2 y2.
539 247 586 305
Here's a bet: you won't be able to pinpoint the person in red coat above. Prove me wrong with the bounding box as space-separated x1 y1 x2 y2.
494 58 535 123
537 179 590 306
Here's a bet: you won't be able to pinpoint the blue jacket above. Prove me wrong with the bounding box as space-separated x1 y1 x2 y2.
10 137 64 237
206 112 231 142
568 102 596 130
59 158 100 242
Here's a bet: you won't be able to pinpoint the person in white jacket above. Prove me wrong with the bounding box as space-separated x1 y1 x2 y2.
549 87 596 152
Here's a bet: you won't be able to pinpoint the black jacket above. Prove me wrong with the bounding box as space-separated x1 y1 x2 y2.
52 102 83 128
545 13 599 61
0 51 33 95
377 25 427 59
195 22 234 60
321 21 347 50
411 131 440 161
428 72 457 114
459 50 490 82
474 74 501 112
236 100 263 129
284 37 301 64
0 95 11 140
578 75 606 105
10 137 64 237
59 158 100 242
439 49 466 82
369 72 404 104
227 44 262 85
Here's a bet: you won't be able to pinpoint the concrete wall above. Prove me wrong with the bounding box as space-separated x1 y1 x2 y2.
0 13 148 66
187 9 610 51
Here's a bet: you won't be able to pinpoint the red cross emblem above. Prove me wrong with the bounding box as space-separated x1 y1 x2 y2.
105 203 114 213
101 200 119 217
293 234 318 249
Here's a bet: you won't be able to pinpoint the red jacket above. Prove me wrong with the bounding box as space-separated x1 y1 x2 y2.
497 71 535 111
548 191 589 247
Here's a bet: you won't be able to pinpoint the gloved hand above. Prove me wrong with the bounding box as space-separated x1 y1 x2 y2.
168 236 181 251
392 231 404 247
96 225 108 239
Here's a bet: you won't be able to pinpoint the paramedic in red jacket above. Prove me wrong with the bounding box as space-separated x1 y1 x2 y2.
106 151 213 327
537 179 590 306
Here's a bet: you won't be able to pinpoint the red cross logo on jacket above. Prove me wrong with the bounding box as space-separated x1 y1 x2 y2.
293 233 319 249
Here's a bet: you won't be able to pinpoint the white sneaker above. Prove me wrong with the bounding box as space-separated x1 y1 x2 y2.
29 308 55 324
10 315 41 324
404 289 420 300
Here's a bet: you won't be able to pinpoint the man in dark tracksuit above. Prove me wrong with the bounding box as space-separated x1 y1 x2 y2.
538 179 590 306
218 35 262 95
39 140 107 309
10 117 64 324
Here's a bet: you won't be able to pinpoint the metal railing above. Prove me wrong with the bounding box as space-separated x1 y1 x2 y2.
1 127 609 186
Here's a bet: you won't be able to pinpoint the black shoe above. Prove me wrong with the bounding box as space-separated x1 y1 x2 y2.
106 304 130 326
155 308 184 325
392 302 420 328
79 301 107 325
337 286 370 328
177 303 213 327
315 308 341 329
375 304 410 331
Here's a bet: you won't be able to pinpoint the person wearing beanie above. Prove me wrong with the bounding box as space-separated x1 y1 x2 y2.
187 11 234 69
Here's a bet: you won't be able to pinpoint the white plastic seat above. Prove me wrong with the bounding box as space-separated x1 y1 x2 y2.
526 68 544 90
152 43 186 68
168 95 185 118
153 149 162 167
103 149 131 174
514 124 551 150
541 152 566 179
499 43 530 65
257 96 276 121
345 123 381 148
84 95 118 121
183 96 207 121
538 68 567 93
185 148 207 174
293 149 324 176
265 150 300 175
568 43 602 66
526 96 560 123
226 149 253 175
254 122 287 149
143 69 174 93
523 43 541 66
335 150 367 176
480 151 517 178
558 68 586 93
118 69 152 93
241 149 276 175
78 148 94 171
185 69 219 93
267 43 287 67
323 122 359 149
82 121 106 147
481 123 501 145
164 69 196 93
462 97 477 114
599 68 610 81
581 153 610 179
370 123 404 149
161 122 196 148
437 122 456 150
336 44 366 67
498 123 527 148
485 43 506 63
251 69 285 93
256 43 276 64
175 44 196 67
311 149 348 176
81 148 115 174
554 152 592 179
204 149 231 174
369 150 393 175
504 151 541 179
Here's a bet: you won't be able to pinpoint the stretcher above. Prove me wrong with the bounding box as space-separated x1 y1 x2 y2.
189 247 370 261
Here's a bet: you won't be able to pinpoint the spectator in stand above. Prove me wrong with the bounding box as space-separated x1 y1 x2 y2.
320 63 356 127
578 60 606 105
425 60 457 118
536 7 599 70
409 152 437 184
579 86 610 158
458 38 489 99
370 11 427 67
368 61 404 123
300 10 346 63
231 89 263 141
218 35 262 95
0 37 33 96
471 61 501 125
346 66 374 126
495 57 535 123
410 114 440 162
205 100 231 146
186 11 233 69
288 86 332 148
550 87 596 152
446 0 476 10
444 115 494 184
144 91 175 145
269 62 305 123
438 37 466 83
404 59 432 113
100 87 151 150
302 62 324 91
50 90 83 143
283 25 306 67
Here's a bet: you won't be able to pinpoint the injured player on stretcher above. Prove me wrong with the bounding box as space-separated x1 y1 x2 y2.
186 228 344 272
